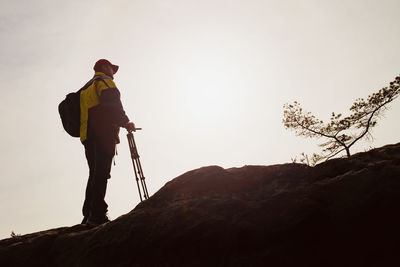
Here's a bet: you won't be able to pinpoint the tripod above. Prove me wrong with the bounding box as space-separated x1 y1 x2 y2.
127 129 149 202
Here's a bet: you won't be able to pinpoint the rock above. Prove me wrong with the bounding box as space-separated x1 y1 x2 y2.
1 143 400 267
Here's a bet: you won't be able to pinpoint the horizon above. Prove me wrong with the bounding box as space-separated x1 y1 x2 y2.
1 0 400 239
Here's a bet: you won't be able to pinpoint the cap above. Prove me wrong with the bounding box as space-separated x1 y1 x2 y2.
93 59 119 74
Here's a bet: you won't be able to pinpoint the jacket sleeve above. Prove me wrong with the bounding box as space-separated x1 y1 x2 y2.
97 80 130 127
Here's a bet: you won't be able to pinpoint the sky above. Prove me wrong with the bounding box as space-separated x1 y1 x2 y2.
0 0 399 239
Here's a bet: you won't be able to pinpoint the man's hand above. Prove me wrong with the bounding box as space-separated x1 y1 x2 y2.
124 122 136 132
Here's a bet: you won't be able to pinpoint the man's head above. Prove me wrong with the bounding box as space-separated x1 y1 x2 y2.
93 59 119 79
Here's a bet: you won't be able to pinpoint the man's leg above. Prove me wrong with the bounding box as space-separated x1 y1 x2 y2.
87 140 115 224
82 139 95 223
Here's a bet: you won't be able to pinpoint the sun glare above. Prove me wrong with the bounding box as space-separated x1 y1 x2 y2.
180 73 236 124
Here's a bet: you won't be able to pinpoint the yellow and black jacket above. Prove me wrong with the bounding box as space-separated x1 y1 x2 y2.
80 72 129 151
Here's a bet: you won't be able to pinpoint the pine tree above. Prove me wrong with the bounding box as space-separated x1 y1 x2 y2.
283 75 400 164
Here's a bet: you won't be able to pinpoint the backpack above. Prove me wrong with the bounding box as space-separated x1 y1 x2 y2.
58 76 109 137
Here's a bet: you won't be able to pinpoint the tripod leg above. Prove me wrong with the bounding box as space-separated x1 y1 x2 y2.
127 133 143 202
127 132 150 201
135 157 149 199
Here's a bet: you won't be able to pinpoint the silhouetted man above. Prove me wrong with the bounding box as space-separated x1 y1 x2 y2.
80 59 135 226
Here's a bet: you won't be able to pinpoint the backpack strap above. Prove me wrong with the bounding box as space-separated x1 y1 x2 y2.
93 75 112 89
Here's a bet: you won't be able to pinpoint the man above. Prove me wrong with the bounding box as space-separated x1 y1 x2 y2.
80 59 135 226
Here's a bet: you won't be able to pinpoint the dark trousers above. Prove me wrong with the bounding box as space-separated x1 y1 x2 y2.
83 138 115 219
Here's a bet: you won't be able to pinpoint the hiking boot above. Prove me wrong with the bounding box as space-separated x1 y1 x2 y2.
86 214 110 227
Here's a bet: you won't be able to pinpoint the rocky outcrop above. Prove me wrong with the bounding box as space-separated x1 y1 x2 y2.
1 143 400 267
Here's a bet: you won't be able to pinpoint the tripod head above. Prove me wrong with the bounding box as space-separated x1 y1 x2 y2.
127 127 142 133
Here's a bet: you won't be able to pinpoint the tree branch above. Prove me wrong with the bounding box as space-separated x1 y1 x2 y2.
293 119 334 139
324 147 347 161
347 98 393 149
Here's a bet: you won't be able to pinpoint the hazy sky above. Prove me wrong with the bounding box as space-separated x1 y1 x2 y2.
1 0 399 238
